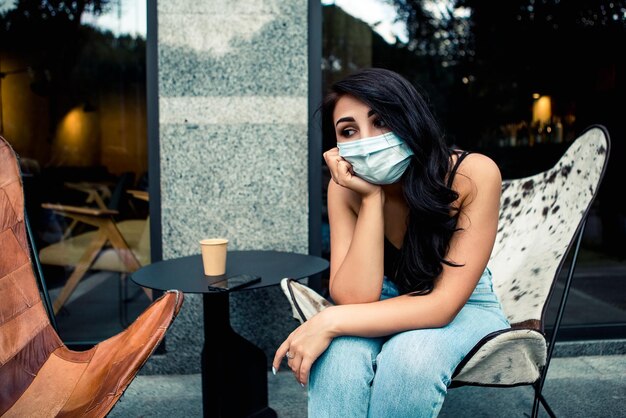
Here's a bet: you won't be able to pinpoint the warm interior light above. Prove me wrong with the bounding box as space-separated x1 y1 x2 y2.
532 95 552 126
52 105 99 165
58 107 86 145
532 93 541 99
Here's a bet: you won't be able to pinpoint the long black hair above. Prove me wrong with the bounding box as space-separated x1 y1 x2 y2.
322 68 463 296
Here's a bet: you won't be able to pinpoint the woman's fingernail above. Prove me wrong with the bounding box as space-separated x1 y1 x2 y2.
272 366 276 376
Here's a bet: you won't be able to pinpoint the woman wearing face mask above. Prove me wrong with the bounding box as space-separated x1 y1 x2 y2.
272 68 510 417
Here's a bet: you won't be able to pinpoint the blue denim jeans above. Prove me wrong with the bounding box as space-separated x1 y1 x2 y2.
308 268 510 418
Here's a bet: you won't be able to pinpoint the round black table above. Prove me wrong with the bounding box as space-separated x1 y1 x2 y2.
131 251 329 418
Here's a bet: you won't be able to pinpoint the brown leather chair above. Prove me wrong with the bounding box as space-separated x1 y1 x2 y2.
0 135 184 417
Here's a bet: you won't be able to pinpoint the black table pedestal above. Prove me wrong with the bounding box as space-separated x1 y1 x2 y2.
201 292 277 418
130 251 329 417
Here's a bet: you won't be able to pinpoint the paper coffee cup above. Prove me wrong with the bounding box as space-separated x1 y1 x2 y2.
199 238 228 276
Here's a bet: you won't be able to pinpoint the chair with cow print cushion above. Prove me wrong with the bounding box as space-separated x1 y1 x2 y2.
280 125 610 418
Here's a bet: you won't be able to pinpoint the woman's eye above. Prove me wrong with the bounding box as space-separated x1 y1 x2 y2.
340 128 356 137
374 118 386 128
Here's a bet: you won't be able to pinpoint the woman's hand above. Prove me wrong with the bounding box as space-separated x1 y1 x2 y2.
272 308 337 386
324 147 381 198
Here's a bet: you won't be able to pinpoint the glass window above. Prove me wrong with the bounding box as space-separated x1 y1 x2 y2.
0 0 150 343
321 0 626 338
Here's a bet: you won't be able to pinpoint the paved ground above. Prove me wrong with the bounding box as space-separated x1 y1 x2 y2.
110 354 626 417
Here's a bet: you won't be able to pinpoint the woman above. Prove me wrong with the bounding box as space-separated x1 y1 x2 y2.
272 68 510 417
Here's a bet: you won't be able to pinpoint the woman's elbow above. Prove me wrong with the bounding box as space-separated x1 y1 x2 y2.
438 304 464 327
423 294 462 328
437 314 455 328
330 285 381 305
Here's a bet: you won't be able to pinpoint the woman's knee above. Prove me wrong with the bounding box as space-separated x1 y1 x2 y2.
310 336 384 384
309 335 385 418
375 330 455 388
368 331 454 418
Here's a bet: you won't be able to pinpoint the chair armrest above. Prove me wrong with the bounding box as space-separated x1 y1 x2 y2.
127 189 149 202
56 290 184 417
41 203 118 217
64 181 113 198
280 278 332 324
450 327 547 387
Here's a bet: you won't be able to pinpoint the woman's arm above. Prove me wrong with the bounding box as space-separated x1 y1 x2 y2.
327 179 386 304
325 153 503 336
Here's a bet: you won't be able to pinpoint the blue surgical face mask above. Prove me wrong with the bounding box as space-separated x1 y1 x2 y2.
337 132 414 185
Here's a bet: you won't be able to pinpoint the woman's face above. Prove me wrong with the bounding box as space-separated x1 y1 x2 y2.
333 95 390 143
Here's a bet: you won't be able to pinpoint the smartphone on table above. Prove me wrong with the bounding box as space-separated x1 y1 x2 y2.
208 274 261 292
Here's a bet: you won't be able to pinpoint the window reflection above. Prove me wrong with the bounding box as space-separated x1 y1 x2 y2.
0 0 149 343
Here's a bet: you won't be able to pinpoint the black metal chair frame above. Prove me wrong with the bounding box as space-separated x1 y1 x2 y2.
25 211 58 332
531 219 586 418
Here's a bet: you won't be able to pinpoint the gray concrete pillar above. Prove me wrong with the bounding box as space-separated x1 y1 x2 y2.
144 0 309 374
